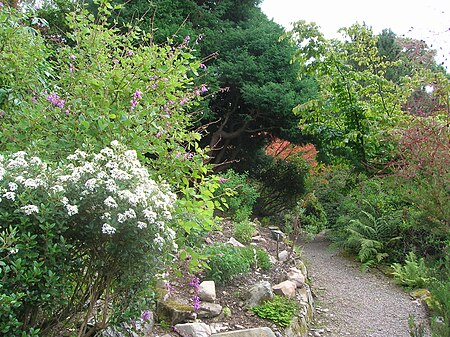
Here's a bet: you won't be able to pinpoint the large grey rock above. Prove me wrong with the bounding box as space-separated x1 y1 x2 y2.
156 297 195 325
197 302 223 318
272 280 297 298
212 327 276 337
174 323 212 337
199 281 216 302
242 281 273 307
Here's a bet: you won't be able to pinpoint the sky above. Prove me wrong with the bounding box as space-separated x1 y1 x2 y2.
260 0 450 71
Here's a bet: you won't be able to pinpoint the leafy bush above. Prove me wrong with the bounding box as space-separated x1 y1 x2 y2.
311 165 357 227
241 246 272 271
0 1 219 247
251 153 309 216
216 170 259 222
0 143 177 336
251 295 298 327
202 243 272 285
202 244 251 285
233 220 257 244
391 252 432 289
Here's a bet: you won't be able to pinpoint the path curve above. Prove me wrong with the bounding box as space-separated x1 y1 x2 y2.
301 234 430 337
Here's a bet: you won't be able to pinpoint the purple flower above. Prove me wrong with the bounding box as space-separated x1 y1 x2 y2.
127 50 134 56
69 63 74 73
0 110 5 117
0 2 3 8
69 55 76 60
130 90 143 111
200 84 208 93
218 177 229 184
141 310 152 322
190 276 201 311
47 92 65 109
180 97 189 105
200 63 207 69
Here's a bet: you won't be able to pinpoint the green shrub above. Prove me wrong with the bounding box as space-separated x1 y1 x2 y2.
202 243 272 285
233 220 257 244
241 246 272 271
391 252 432 289
251 295 298 327
203 244 251 285
252 154 309 216
0 143 177 336
216 170 260 222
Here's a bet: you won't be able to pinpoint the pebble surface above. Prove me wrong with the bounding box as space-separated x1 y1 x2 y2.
301 234 431 337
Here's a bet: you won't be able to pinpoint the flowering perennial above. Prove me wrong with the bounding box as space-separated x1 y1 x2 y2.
0 141 178 251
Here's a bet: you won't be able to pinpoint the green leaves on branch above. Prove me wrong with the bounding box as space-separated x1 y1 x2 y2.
285 21 415 169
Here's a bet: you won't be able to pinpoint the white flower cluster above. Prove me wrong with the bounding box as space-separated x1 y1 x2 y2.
0 151 49 214
56 141 177 250
1 142 177 252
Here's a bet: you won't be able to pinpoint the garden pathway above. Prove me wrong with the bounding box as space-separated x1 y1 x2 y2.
301 233 431 337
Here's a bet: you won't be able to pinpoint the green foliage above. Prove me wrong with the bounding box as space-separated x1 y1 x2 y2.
216 170 260 222
233 220 257 244
286 21 413 169
429 264 450 337
202 243 271 285
0 5 52 111
391 252 432 289
251 295 298 327
1 0 220 258
107 0 317 168
0 144 177 336
252 153 310 216
241 245 272 271
311 165 357 227
202 244 251 285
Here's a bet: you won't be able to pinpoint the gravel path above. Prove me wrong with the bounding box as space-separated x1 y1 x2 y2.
301 234 431 337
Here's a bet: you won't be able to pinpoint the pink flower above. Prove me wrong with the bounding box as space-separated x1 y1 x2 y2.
218 177 229 183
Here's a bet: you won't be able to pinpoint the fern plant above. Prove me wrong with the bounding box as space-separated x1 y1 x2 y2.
343 201 401 269
391 252 431 289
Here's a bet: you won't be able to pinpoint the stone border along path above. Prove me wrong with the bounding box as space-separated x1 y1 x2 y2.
301 233 431 337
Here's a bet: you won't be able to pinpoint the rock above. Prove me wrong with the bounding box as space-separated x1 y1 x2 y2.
174 323 212 337
199 281 216 302
271 229 285 241
251 235 267 243
296 261 308 279
210 323 229 334
242 281 274 307
278 250 289 262
212 327 276 337
272 280 297 298
197 302 223 318
287 267 306 288
228 237 245 248
156 297 195 325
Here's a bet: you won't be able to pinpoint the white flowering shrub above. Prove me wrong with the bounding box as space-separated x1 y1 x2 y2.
0 142 177 336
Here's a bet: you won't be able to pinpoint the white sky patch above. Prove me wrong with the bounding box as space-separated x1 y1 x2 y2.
260 0 450 71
